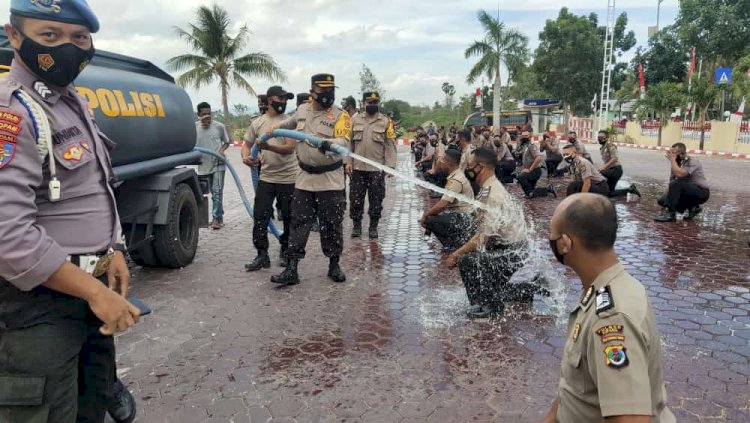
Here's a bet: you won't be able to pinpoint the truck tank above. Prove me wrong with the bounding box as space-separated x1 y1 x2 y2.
0 30 197 168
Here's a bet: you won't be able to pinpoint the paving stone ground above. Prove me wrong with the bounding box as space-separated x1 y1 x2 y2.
115 147 750 423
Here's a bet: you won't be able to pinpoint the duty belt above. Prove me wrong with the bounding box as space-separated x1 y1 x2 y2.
298 160 343 175
67 249 115 277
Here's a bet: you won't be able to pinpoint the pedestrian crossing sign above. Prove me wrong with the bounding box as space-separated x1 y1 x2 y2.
715 68 732 85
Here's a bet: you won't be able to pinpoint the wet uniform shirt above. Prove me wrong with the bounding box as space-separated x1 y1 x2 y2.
494 140 514 161
195 120 230 175
600 141 620 167
459 143 476 170
573 156 607 184
0 64 121 291
521 142 541 169
671 156 708 189
278 102 352 191
475 176 525 245
443 168 475 214
557 263 676 423
351 112 397 172
245 113 298 184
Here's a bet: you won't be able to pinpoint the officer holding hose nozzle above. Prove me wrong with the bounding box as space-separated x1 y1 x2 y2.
267 74 352 286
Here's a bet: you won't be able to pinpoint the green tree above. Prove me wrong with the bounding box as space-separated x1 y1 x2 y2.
359 64 385 100
638 82 684 146
465 10 529 131
733 54 750 104
441 82 456 108
676 0 750 67
167 4 285 138
686 77 719 150
598 12 637 92
632 26 688 86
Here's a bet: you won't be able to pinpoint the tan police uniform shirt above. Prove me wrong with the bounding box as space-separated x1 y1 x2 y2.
573 139 588 155
459 143 476 170
0 63 121 291
442 168 474 214
245 113 297 184
671 156 709 190
573 156 607 184
521 142 541 169
600 141 620 167
494 140 514 162
278 102 352 192
243 113 266 148
474 176 525 245
351 112 397 172
557 263 676 423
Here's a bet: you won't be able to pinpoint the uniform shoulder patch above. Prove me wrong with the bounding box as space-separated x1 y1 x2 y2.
581 286 594 306
0 142 17 169
604 345 629 369
595 286 615 314
595 324 625 343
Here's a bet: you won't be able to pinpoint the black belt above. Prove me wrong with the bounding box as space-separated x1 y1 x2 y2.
298 160 343 175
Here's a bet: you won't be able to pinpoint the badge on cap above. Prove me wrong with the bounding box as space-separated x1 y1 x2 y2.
0 142 17 169
33 81 53 100
31 0 62 13
63 145 83 161
595 286 614 314
604 345 629 369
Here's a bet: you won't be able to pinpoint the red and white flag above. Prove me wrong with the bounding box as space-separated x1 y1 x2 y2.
475 87 482 109
730 96 746 123
638 64 646 99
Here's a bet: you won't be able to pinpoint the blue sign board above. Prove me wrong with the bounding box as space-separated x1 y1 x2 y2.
523 98 561 107
715 68 733 85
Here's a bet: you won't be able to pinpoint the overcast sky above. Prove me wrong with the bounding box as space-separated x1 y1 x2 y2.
85 0 680 112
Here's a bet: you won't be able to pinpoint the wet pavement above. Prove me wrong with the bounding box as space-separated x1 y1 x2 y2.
116 148 750 422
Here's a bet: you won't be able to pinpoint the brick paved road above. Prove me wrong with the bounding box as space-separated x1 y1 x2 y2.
114 147 750 423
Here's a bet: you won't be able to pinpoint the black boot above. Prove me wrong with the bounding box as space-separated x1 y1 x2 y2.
547 184 557 198
327 257 346 283
629 184 642 198
279 252 289 268
351 221 362 238
654 210 676 222
108 378 136 423
245 250 270 271
368 220 379 239
684 206 703 220
271 259 300 285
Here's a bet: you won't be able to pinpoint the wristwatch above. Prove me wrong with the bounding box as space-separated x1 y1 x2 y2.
113 243 128 254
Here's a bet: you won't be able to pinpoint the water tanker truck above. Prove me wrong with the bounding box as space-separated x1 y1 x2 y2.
0 30 208 268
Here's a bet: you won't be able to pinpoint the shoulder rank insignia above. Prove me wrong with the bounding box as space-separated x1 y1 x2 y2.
595 324 624 343
604 345 629 369
595 286 614 314
33 81 53 100
572 322 581 341
0 142 16 169
581 286 594 306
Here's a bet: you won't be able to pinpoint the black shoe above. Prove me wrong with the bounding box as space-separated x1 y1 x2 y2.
547 184 557 198
351 221 362 238
108 379 136 423
684 206 703 220
654 211 676 222
279 254 289 268
629 184 641 198
467 306 489 319
368 221 379 239
271 259 299 285
245 251 270 272
327 257 346 283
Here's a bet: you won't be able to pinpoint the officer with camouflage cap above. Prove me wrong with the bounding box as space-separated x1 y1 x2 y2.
0 1 141 422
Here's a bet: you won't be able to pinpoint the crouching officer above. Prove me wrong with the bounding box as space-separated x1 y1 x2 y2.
562 144 609 197
269 74 352 285
596 130 640 199
0 2 141 422
349 91 397 238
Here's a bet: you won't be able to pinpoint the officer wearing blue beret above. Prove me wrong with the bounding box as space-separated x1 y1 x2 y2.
1 1 140 423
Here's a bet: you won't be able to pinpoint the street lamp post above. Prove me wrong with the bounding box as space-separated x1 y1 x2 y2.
656 0 664 31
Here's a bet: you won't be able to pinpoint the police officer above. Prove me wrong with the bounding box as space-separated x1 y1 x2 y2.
596 130 641 198
654 142 710 222
242 94 268 189
445 147 539 318
562 144 609 196
0 2 141 422
541 193 675 423
342 95 357 119
243 86 298 271
493 133 516 183
349 91 397 238
567 130 593 162
269 74 352 285
515 131 552 198
296 92 310 109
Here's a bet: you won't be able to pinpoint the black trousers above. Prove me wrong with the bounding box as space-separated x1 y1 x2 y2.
658 179 710 213
600 165 629 197
566 180 610 197
0 279 115 423
424 171 448 189
495 160 517 184
458 242 529 312
545 157 562 176
516 167 543 196
253 180 295 254
423 212 476 250
288 189 345 260
349 170 386 222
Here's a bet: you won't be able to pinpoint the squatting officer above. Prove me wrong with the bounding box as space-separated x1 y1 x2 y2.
0 2 140 422
269 74 352 285
348 91 397 239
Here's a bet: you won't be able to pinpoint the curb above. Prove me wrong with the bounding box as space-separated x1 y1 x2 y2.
582 141 749 160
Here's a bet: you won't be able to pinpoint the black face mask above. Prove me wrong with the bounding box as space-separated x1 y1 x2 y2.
464 164 481 182
549 236 566 265
314 91 335 108
598 137 607 145
564 155 574 164
676 155 685 165
271 101 287 115
365 104 379 115
521 138 530 143
430 141 438 147
17 33 95 87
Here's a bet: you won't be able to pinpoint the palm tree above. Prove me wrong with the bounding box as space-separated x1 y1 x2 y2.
465 10 529 131
167 4 286 138
637 82 684 147
687 77 719 150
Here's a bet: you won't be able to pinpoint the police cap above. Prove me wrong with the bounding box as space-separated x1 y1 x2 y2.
11 0 100 33
266 86 294 100
362 92 380 103
311 73 336 88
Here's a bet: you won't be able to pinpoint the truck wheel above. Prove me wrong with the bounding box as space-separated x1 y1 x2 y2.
126 224 161 268
153 183 199 268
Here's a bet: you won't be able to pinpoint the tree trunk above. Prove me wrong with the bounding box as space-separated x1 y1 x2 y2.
698 108 706 151
492 69 501 135
221 79 232 142
657 122 663 147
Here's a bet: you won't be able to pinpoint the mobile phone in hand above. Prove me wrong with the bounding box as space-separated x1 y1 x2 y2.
127 296 152 316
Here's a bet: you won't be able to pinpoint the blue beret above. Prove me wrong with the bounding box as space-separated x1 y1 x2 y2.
10 0 100 33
